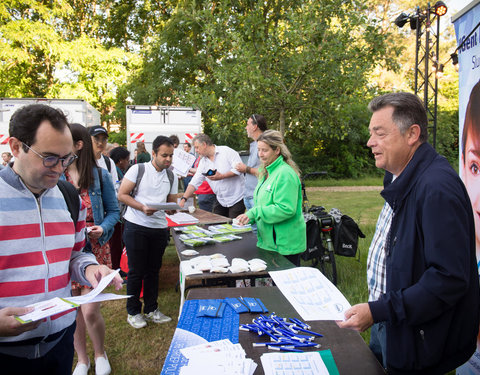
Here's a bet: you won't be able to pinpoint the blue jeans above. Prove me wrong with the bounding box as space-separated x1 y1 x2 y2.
197 194 216 212
244 197 254 210
369 322 387 368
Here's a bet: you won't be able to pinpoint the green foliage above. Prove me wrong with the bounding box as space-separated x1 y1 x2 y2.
108 129 127 146
0 0 141 126
122 0 395 173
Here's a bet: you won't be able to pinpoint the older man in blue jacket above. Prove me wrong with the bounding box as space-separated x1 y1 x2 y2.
338 92 479 374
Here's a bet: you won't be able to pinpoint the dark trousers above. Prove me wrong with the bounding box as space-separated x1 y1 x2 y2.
109 221 124 270
0 323 75 375
212 198 245 219
123 220 169 315
284 253 301 267
197 194 216 212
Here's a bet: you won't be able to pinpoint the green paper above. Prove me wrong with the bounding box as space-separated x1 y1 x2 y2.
319 349 340 375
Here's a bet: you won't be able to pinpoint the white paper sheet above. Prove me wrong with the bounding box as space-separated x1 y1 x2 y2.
260 352 329 375
269 267 351 321
16 270 129 323
145 202 181 211
167 212 199 224
179 339 257 375
173 148 196 177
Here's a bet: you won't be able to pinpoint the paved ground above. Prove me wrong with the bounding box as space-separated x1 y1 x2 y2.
306 186 382 192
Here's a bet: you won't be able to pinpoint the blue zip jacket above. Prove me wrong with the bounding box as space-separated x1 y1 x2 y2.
368 143 479 374
61 167 119 245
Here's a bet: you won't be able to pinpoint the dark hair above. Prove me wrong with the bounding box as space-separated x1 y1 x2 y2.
152 136 174 152
110 146 130 164
192 133 213 146
70 123 96 190
462 80 480 162
169 134 180 146
250 114 267 132
9 104 70 152
184 142 191 148
368 92 428 143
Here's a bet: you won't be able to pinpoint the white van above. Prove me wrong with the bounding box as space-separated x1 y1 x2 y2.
126 105 202 156
0 98 100 154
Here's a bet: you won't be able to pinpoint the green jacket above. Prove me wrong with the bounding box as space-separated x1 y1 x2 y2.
246 156 306 255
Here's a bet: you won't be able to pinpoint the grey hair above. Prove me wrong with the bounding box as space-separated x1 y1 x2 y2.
257 130 300 176
192 133 213 146
368 92 428 143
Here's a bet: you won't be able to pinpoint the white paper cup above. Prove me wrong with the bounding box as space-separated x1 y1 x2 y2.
188 206 196 214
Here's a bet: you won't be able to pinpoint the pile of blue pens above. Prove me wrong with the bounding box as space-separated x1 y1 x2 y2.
239 313 323 352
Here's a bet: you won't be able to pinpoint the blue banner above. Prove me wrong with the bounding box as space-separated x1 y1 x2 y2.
454 3 480 374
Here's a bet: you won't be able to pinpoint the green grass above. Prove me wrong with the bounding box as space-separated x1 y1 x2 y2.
300 189 384 343
83 186 384 374
304 175 383 187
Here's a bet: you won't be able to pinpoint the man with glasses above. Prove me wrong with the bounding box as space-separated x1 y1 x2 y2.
88 125 118 187
0 104 122 374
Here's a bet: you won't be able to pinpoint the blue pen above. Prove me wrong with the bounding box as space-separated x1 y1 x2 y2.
295 326 324 337
268 345 303 352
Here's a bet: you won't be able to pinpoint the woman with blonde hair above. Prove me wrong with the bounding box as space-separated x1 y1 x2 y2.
236 130 306 265
136 141 151 163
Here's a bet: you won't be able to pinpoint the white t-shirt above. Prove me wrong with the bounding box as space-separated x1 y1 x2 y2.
96 155 118 186
189 145 244 207
123 162 178 228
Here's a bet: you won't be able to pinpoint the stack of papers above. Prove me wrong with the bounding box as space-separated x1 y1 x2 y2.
16 270 129 323
261 352 329 375
269 267 351 321
208 224 252 235
173 148 196 177
167 212 199 224
179 339 257 375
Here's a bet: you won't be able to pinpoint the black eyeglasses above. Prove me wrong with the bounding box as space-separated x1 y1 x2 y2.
22 143 77 168
251 114 258 125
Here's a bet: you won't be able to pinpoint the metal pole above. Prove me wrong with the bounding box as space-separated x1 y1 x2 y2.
414 7 421 95
424 5 430 116
433 13 440 149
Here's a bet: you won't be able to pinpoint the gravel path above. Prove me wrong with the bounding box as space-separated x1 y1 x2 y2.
306 186 382 192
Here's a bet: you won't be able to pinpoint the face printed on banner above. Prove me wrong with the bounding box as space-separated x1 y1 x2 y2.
463 128 480 254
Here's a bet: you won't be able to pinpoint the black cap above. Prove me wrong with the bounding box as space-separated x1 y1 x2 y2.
88 125 108 137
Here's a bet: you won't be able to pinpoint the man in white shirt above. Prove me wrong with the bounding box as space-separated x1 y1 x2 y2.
179 133 245 218
88 125 118 186
117 136 178 329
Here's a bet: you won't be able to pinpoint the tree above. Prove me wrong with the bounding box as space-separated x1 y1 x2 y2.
124 0 394 176
0 0 140 127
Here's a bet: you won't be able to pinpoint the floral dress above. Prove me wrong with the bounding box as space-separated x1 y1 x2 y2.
66 171 111 289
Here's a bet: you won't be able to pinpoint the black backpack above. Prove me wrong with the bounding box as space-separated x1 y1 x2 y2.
333 214 365 258
119 164 175 219
57 180 79 226
57 180 94 254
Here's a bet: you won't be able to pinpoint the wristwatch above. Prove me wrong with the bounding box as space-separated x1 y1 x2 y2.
180 196 188 202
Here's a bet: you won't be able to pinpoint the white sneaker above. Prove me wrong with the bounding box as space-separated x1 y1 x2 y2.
145 308 172 324
95 352 111 375
72 360 90 375
127 313 147 329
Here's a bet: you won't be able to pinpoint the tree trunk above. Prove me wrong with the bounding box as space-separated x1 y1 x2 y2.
279 107 285 135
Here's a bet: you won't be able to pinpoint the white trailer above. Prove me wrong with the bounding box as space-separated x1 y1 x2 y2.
126 105 202 156
0 98 100 155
